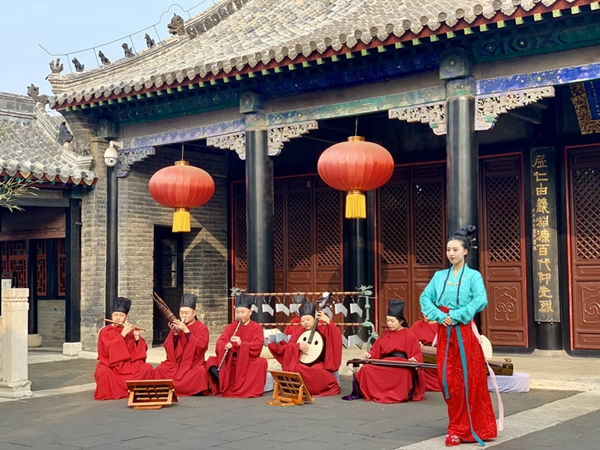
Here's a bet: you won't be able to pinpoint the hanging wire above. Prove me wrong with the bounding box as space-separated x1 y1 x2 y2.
38 0 216 71
181 143 185 161
354 117 359 136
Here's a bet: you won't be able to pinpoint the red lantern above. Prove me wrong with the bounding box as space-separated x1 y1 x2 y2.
149 161 215 232
317 136 394 219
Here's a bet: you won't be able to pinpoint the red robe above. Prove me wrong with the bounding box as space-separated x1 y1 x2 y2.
269 320 342 397
355 328 426 404
94 325 154 400
207 321 267 397
284 316 302 337
437 322 497 442
153 320 210 396
411 319 441 392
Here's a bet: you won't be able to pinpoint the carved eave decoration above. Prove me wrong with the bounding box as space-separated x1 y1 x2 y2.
570 82 600 135
389 86 555 134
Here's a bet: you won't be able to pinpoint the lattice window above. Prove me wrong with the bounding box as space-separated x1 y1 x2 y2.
58 238 66 296
316 190 342 267
414 182 444 265
8 240 27 288
380 183 408 265
274 195 284 268
288 192 311 267
573 167 600 260
36 240 47 296
236 195 247 268
485 175 521 262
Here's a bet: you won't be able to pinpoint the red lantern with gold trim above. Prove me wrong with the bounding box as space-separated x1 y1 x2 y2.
317 136 394 219
149 160 215 232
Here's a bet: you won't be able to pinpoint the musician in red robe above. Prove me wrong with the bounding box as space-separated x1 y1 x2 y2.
153 293 210 396
411 315 441 392
268 298 342 397
283 294 307 338
344 299 425 404
94 297 154 400
207 294 267 397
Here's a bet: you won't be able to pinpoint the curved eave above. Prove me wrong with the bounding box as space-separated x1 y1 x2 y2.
0 169 97 188
51 1 595 111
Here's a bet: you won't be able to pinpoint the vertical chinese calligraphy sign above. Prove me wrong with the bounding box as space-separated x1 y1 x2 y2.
530 147 561 323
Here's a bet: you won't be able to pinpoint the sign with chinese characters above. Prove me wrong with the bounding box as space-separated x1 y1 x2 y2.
530 147 561 323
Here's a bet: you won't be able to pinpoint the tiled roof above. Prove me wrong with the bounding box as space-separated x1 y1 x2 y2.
0 93 96 186
48 0 580 108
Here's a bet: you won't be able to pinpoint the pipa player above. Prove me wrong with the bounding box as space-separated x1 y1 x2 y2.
268 297 342 396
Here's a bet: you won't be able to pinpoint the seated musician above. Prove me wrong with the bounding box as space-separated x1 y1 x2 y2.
94 296 154 400
153 293 210 396
207 293 267 397
411 314 441 392
343 299 425 404
283 294 308 337
268 298 342 396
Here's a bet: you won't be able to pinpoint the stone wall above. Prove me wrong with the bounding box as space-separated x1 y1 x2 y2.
78 141 230 350
38 300 66 345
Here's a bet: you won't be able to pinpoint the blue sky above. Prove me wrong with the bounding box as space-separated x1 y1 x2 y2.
0 1 213 98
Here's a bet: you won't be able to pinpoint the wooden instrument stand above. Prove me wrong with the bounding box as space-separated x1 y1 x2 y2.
265 370 314 407
126 379 178 410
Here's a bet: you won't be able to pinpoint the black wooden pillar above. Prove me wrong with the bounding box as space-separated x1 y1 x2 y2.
26 239 38 334
106 163 118 319
242 92 274 322
441 49 479 271
66 197 82 342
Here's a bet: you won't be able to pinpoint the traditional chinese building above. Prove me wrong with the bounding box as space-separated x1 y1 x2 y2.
0 91 96 350
44 0 600 355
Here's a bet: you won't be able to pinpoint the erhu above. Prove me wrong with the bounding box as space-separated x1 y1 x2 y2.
217 320 241 372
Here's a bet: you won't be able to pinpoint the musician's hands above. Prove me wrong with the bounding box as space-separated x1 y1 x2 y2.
442 315 453 327
361 352 372 359
133 327 141 341
171 319 189 334
225 342 233 350
230 336 242 346
121 322 134 338
316 311 331 324
299 342 309 354
408 357 417 362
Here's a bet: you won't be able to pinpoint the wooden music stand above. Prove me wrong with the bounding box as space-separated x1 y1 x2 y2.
266 370 314 407
126 379 178 410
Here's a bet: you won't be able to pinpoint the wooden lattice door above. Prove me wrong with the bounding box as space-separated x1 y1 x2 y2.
479 155 527 347
377 164 446 331
567 146 600 350
233 176 343 294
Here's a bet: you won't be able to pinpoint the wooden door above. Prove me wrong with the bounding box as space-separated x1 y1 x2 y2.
377 163 446 331
567 146 600 350
153 227 183 345
479 155 528 347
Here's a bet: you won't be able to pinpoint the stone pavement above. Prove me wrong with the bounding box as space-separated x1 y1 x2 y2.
0 346 597 450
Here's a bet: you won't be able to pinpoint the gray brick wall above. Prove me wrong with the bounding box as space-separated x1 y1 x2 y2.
78 141 230 350
38 300 65 345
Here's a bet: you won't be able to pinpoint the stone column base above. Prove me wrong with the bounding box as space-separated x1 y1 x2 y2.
63 342 83 356
27 334 43 348
0 380 33 399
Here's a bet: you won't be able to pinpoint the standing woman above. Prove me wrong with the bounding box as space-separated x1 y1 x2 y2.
420 225 497 447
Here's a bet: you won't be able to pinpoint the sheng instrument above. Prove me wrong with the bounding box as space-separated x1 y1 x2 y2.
217 320 241 372
152 292 177 324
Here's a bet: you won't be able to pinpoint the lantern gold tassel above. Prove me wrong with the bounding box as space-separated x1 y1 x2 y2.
346 189 366 219
172 208 191 233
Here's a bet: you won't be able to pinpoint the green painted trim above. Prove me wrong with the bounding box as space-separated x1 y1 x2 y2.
266 85 446 125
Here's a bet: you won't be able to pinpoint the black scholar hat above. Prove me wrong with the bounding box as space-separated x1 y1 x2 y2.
180 293 197 309
113 296 131 314
386 298 405 321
